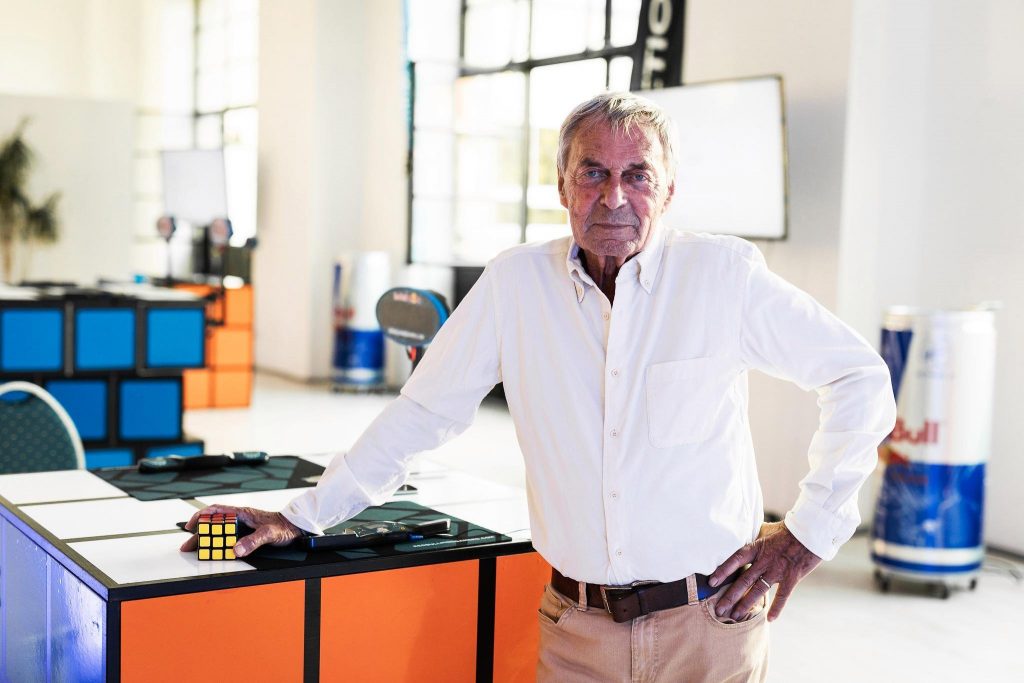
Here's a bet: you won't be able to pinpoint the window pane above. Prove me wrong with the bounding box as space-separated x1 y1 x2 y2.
464 0 530 68
413 130 455 198
414 63 458 130
456 135 523 202
608 55 633 91
407 0 460 62
223 107 257 146
455 71 526 133
196 114 222 148
135 155 163 198
199 0 226 27
411 198 455 264
197 69 227 113
526 222 571 243
610 0 642 47
226 13 259 62
227 60 258 107
531 0 605 59
453 200 522 263
198 26 226 69
224 143 256 244
136 113 193 152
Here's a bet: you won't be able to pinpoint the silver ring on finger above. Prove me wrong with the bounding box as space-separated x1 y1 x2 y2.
758 577 772 591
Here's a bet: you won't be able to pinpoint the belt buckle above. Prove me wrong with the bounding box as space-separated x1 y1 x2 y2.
598 585 633 613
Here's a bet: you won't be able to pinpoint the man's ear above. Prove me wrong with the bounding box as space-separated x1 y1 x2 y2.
558 174 568 209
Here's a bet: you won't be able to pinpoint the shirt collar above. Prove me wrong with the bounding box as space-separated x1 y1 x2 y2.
564 225 667 302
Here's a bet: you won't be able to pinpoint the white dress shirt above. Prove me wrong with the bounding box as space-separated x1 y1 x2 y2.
283 228 897 585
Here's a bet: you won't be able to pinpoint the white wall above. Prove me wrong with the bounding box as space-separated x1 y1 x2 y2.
683 1 857 521
838 0 1024 553
255 0 410 381
0 95 134 283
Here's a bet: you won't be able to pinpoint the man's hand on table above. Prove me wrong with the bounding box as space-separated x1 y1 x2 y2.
179 505 306 557
708 521 822 622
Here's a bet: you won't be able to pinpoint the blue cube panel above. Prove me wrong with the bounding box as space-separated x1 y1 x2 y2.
0 308 63 371
84 448 135 469
75 308 135 370
145 443 204 459
45 380 108 441
119 379 181 440
145 308 204 368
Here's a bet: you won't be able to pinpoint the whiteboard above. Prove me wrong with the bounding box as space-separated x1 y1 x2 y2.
161 149 227 225
643 76 788 239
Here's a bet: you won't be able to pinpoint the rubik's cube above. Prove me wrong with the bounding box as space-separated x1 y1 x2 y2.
196 512 238 561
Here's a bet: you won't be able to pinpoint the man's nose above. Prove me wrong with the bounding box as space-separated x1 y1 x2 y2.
600 178 627 209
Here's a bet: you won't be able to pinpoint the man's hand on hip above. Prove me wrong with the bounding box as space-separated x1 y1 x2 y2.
708 521 822 622
179 504 305 557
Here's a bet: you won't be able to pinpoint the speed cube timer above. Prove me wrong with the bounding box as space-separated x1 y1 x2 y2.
196 512 238 561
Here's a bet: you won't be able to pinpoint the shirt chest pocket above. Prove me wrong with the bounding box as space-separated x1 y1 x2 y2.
645 356 736 448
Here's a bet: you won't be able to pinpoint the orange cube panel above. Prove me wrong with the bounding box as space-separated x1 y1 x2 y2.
494 553 552 682
212 369 252 407
121 582 304 682
224 285 253 327
209 326 252 368
182 368 211 410
320 561 478 682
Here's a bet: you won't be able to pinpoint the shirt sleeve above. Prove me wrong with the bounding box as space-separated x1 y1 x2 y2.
738 247 898 560
281 265 502 534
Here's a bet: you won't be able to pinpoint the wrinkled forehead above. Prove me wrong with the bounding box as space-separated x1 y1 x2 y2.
565 120 667 172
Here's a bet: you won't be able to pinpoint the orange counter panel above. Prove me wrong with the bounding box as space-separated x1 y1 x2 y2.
120 581 305 682
320 561 478 682
494 552 551 682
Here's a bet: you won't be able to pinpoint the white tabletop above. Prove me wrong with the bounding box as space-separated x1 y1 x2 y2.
19 497 198 540
0 469 127 505
69 532 255 585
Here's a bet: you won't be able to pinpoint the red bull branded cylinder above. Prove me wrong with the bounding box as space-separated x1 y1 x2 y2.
332 252 390 389
872 307 997 591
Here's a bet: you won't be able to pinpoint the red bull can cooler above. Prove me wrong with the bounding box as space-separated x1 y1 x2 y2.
872 307 997 585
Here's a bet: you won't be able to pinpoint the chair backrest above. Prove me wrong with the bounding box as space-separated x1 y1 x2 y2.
0 381 85 474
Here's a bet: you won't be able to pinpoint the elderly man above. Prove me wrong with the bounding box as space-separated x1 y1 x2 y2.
184 92 896 682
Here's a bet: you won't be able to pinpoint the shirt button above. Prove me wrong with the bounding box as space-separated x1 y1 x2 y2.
610 369 619 377
616 549 623 557
610 429 618 438
610 491 618 499
602 312 610 320
643 279 651 287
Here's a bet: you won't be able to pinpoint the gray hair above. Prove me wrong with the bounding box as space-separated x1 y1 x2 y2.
556 91 677 179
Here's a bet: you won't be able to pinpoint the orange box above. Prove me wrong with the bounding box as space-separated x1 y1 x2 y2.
209 326 252 368
320 561 478 682
121 582 304 682
182 368 211 410
494 552 551 682
212 369 252 407
224 285 253 327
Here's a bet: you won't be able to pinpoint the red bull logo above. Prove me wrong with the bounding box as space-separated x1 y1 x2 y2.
889 418 940 446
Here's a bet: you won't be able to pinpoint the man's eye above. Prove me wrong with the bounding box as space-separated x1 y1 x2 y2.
630 173 649 183
583 170 603 178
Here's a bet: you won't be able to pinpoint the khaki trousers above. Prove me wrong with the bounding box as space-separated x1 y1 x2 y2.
536 581 769 683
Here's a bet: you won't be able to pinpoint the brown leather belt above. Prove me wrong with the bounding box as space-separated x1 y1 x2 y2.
551 567 740 623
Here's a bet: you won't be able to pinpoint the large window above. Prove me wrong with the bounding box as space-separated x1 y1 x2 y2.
408 0 642 265
132 0 258 277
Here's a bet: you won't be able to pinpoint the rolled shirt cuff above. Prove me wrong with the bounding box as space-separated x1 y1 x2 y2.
281 454 375 536
784 495 859 562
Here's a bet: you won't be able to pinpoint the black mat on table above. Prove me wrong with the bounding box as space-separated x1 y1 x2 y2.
241 500 512 570
92 456 325 501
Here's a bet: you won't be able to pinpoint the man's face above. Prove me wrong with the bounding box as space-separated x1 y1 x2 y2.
558 121 674 264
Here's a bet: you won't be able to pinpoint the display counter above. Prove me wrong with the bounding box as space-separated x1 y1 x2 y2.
0 455 549 682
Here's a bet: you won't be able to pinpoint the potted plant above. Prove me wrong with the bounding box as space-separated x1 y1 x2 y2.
0 118 61 283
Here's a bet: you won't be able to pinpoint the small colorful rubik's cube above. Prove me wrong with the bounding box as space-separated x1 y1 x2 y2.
196 512 237 561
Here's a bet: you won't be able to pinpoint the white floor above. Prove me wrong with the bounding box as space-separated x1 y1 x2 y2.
185 373 1022 682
